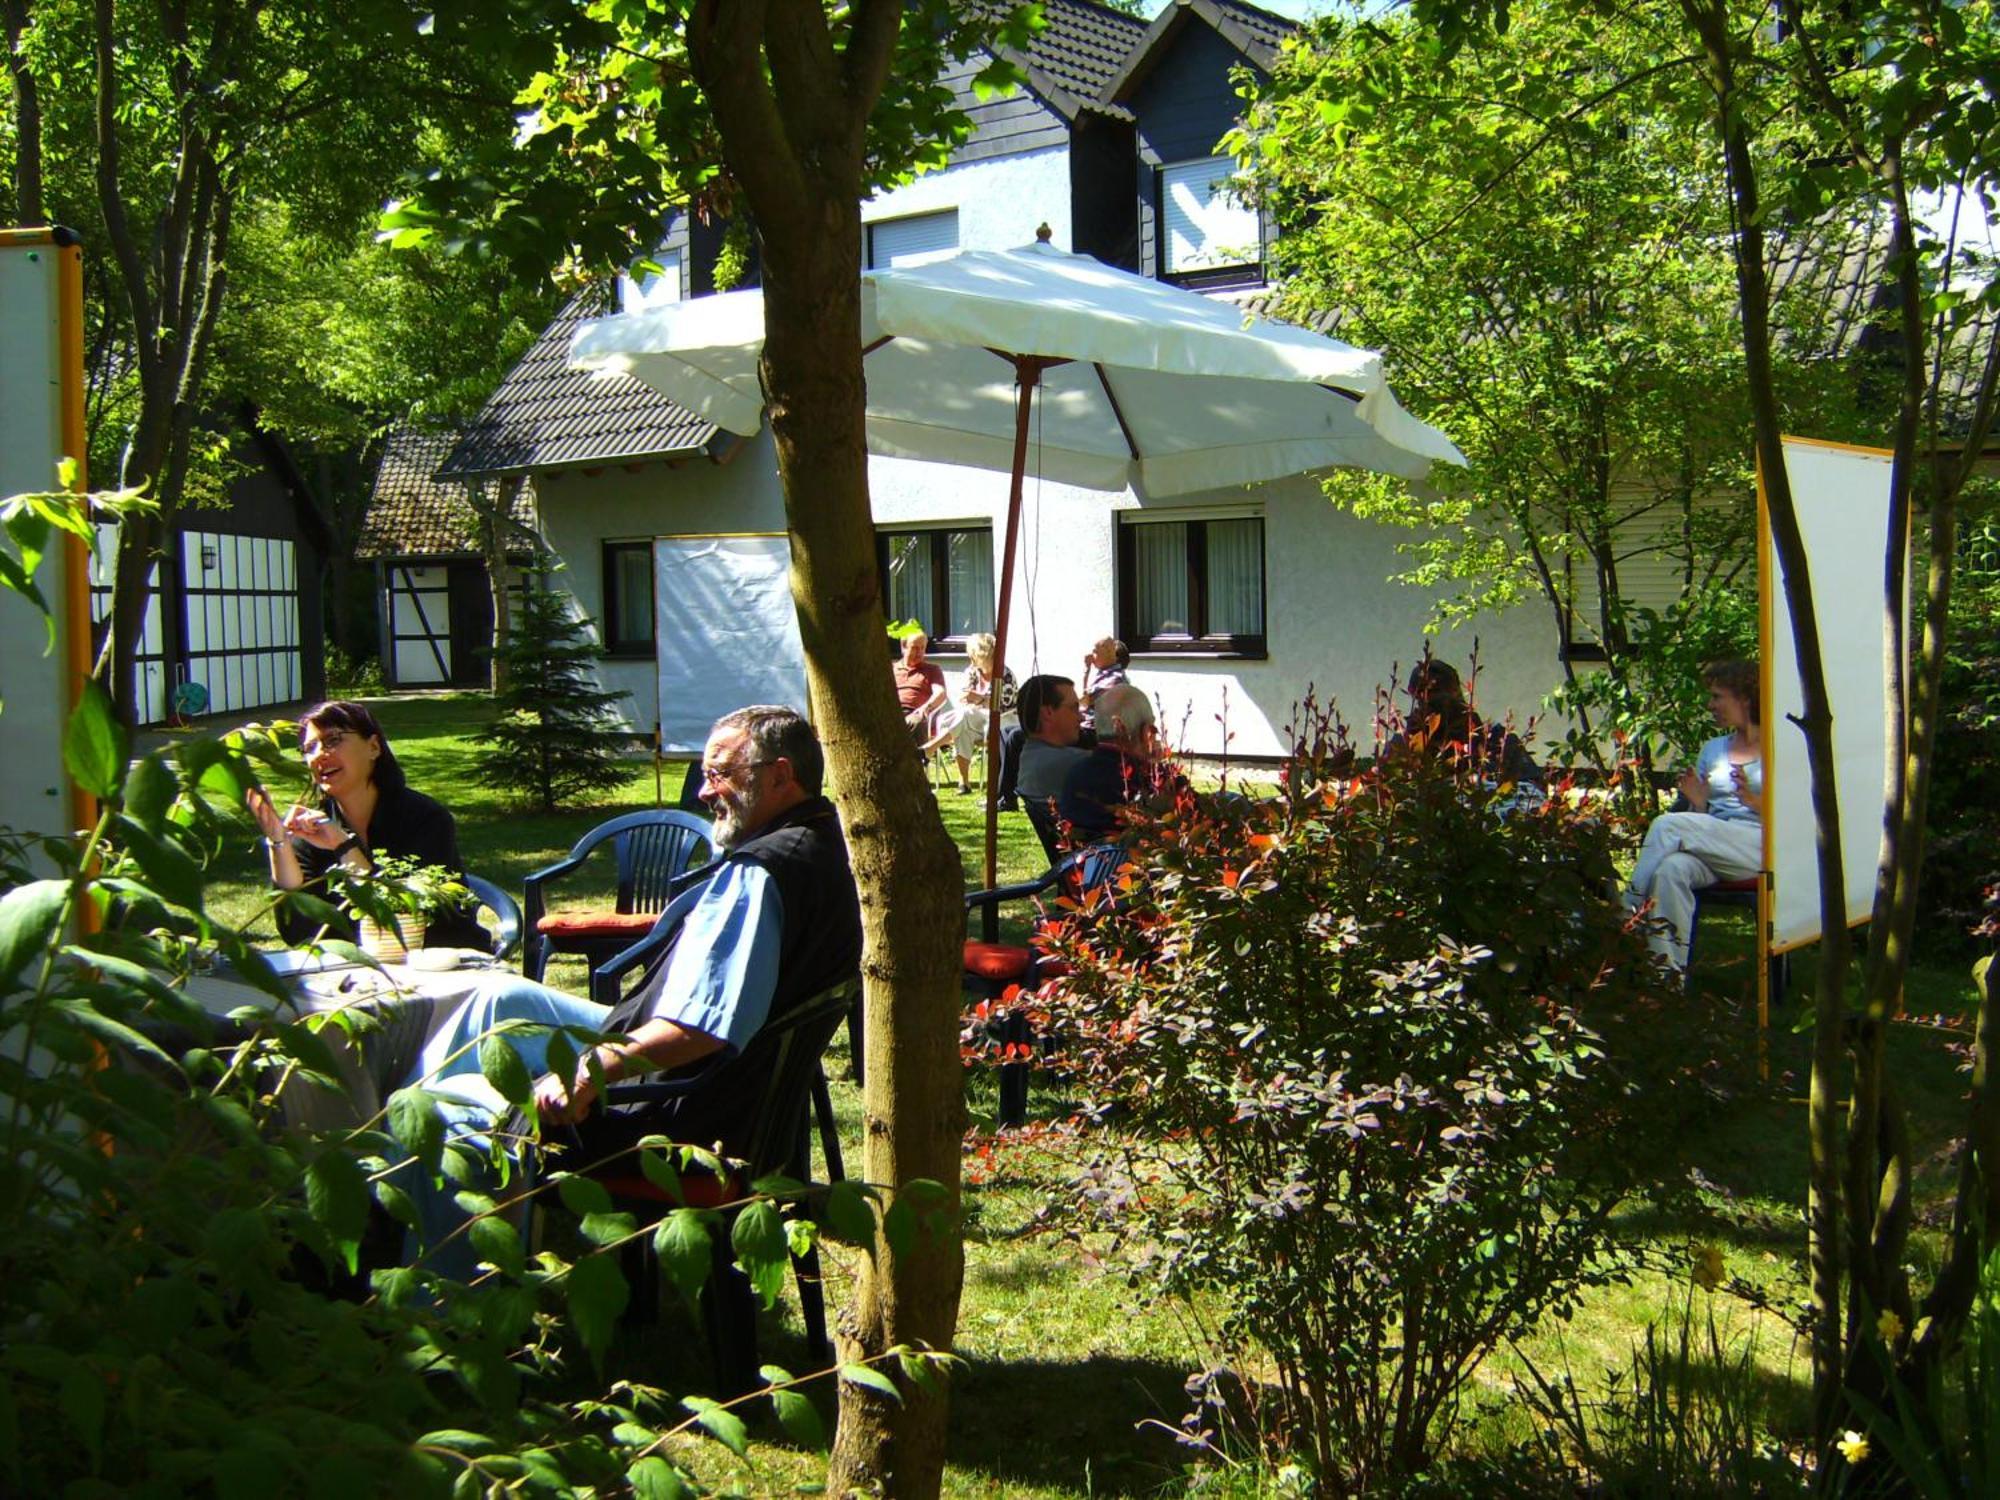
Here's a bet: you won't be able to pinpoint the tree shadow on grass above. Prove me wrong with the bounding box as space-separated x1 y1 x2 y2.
945 1352 1198 1496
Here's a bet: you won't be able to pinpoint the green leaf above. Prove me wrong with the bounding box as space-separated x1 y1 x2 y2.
59 1356 104 1464
567 1251 629 1363
654 1208 714 1310
839 1361 904 1404
823 1179 878 1247
557 1172 614 1218
113 816 205 913
0 880 66 990
202 1207 271 1279
638 1146 684 1203
388 1087 445 1173
124 754 178 830
681 1396 749 1457
627 1456 691 1500
64 680 127 799
305 1150 369 1272
580 1210 638 1248
731 1198 790 1308
478 1033 534 1109
374 1180 420 1230
469 1215 525 1280
882 1197 917 1263
770 1387 827 1449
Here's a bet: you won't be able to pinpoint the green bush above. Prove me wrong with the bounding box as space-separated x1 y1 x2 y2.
0 488 936 1496
1041 699 1681 1490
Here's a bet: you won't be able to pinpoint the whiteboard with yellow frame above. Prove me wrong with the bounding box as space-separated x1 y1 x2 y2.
1760 437 1899 953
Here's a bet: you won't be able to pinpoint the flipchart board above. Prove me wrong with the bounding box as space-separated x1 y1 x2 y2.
653 534 809 754
0 232 85 842
1761 437 1897 953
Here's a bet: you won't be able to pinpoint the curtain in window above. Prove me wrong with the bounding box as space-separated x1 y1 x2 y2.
947 529 993 637
1205 519 1263 637
613 548 653 643
1133 522 1190 637
884 533 932 629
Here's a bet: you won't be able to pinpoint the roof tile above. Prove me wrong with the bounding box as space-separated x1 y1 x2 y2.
359 427 535 559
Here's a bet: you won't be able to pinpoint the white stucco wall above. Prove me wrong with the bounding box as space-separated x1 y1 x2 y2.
861 145 1072 256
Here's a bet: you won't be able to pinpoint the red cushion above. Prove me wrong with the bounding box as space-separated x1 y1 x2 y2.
594 1170 744 1210
1709 877 1759 893
535 910 660 939
963 941 1034 981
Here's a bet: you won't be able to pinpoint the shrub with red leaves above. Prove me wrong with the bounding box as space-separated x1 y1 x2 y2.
1039 696 1682 1488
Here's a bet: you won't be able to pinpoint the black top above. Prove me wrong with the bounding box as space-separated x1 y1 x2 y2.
276 783 490 953
1058 744 1179 843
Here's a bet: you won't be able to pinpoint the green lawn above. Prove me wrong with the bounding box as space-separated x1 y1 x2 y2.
197 695 1988 1496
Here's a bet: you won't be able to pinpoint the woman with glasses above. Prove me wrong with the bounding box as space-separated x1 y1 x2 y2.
245 699 489 952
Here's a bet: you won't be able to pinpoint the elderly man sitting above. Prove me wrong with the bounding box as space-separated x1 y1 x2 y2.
394 704 861 1277
892 630 948 742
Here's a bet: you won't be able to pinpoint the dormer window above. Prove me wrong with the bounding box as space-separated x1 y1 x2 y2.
618 252 683 312
868 209 959 270
1160 156 1263 283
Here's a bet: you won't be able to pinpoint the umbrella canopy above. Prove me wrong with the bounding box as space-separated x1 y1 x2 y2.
570 236 1463 496
570 234 1463 892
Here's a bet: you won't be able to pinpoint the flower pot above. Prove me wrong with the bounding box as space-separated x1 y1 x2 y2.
358 915 426 964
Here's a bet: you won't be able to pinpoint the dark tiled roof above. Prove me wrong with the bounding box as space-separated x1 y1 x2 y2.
1102 0 1296 102
439 288 720 479
359 427 536 559
1205 0 1293 71
1008 0 1150 118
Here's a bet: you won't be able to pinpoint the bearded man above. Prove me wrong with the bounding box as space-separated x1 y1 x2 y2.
394 705 860 1274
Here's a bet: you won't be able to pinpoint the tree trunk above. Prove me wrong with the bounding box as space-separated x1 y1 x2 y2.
761 183 968 1500
477 477 523 694
3 0 42 225
1681 0 1855 1440
683 7 969 1492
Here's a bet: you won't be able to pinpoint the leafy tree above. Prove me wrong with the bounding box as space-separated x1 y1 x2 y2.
477 570 631 812
1414 0 2000 1471
1234 1 1857 772
388 5 1038 1490
1 0 523 720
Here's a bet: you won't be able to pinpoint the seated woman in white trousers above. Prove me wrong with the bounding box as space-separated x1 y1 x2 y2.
1627 659 1764 974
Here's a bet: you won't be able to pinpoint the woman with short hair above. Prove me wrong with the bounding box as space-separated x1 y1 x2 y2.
939 631 1018 794
1625 659 1764 974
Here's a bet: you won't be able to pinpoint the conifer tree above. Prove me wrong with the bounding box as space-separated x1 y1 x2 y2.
478 571 630 811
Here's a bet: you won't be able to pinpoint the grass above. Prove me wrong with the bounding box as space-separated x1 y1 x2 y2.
191 694 1992 1495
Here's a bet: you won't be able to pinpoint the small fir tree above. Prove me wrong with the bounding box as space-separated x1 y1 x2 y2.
477 572 631 811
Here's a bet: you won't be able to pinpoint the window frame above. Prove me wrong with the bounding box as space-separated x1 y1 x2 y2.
866 208 960 270
874 523 994 653
1156 155 1267 291
1116 513 1268 658
601 540 657 659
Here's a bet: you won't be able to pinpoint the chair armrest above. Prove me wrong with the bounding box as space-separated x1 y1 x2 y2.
522 854 588 925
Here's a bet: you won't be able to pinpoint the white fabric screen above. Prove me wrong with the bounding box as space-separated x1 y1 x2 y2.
1764 438 1897 952
869 210 958 269
654 535 809 754
1162 157 1261 274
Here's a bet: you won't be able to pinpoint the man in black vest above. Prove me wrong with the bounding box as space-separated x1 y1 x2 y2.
527 703 861 1158
393 706 859 1276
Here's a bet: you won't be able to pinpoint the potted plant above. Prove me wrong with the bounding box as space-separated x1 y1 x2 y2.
338 853 471 963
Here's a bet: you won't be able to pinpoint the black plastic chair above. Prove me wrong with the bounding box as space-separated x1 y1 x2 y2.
961 844 1124 1126
522 810 713 984
462 874 523 962
576 963 859 1394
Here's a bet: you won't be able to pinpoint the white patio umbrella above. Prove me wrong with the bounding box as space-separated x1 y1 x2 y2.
571 231 1464 886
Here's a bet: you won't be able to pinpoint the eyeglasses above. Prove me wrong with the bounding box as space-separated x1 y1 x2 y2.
700 758 775 788
302 730 350 756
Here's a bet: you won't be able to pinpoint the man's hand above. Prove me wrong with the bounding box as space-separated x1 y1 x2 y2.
533 1066 599 1125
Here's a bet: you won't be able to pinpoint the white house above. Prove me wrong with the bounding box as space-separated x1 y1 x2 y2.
440 0 1569 761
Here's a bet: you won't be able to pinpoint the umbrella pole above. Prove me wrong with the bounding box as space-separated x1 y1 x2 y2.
985 356 1044 918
